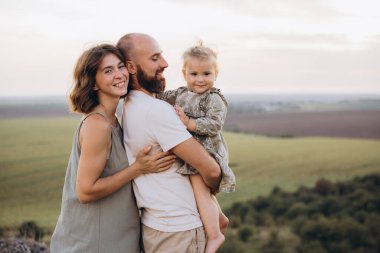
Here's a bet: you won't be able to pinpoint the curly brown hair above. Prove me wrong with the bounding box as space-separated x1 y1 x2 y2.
69 44 125 113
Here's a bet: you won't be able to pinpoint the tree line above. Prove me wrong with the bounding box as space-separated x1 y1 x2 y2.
219 174 380 253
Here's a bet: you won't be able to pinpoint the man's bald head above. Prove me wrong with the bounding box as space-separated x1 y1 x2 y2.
116 33 168 94
117 33 155 61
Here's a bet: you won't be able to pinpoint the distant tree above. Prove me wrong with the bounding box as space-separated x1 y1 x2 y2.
257 228 300 253
299 240 327 253
224 174 380 253
238 226 254 242
18 221 44 242
286 202 308 219
315 178 335 196
218 233 245 253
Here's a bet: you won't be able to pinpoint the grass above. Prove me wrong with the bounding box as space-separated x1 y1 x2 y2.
0 117 78 228
1 117 380 228
219 132 380 207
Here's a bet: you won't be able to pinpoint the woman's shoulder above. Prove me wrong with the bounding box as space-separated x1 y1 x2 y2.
81 113 112 138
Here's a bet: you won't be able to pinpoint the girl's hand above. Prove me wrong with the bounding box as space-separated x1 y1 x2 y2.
174 105 196 131
174 105 190 126
135 146 176 174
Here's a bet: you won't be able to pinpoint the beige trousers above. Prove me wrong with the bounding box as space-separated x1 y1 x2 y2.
142 225 206 253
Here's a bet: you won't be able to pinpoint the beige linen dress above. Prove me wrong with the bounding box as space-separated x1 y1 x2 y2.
51 113 141 253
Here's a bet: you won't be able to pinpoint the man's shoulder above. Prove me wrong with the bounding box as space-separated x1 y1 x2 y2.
143 97 177 121
127 91 174 110
151 97 175 111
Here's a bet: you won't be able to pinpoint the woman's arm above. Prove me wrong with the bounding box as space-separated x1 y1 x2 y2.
76 115 175 203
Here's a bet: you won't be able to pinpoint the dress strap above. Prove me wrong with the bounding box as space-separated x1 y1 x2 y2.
76 112 112 151
82 112 107 122
78 112 113 132
80 112 118 128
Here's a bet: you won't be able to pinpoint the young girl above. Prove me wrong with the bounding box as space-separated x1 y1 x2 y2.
158 42 236 253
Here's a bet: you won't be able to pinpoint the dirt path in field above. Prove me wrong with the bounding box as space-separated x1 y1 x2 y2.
224 110 380 139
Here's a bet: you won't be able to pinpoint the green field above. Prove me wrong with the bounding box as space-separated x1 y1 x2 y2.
1 117 380 228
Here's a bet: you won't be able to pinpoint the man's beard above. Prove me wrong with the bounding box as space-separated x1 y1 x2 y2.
136 64 166 94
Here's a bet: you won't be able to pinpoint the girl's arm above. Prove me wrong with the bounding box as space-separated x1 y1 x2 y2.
175 94 227 136
156 86 187 106
76 115 175 203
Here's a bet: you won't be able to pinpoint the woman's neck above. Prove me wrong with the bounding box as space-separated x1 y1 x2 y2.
93 98 119 126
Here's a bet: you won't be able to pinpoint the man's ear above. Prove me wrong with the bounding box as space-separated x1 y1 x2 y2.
127 61 137 75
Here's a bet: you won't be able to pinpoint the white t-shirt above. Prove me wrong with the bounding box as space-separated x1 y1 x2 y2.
122 90 202 232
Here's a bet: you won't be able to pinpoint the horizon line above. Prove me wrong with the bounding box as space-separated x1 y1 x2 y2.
1 92 380 99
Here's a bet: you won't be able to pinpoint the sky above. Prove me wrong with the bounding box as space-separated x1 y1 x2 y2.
0 0 379 97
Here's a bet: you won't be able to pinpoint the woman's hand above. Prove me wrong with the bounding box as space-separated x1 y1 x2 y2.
135 146 177 174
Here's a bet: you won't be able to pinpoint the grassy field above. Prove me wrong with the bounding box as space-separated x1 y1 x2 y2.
1 117 380 228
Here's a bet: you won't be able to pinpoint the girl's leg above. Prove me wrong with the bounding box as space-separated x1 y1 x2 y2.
212 195 230 234
190 174 225 253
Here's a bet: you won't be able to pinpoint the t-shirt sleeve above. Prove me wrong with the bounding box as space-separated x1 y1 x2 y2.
148 101 192 152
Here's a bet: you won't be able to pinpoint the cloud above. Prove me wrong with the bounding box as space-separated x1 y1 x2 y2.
161 0 345 19
214 44 380 93
233 33 352 50
0 0 379 96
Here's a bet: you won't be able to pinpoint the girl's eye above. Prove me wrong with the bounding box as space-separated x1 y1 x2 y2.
190 73 197 76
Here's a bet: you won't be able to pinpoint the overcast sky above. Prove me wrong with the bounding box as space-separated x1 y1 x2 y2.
0 0 379 97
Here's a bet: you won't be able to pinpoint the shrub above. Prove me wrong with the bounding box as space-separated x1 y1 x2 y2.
218 233 245 253
238 226 254 242
18 221 44 242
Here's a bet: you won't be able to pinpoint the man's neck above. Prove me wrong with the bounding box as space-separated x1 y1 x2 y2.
131 87 155 97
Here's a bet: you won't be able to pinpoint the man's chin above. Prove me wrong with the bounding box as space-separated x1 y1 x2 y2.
142 82 165 94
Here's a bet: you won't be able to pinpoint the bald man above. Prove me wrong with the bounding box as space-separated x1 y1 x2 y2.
117 33 221 253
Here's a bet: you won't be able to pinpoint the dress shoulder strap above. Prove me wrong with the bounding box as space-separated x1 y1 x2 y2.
76 112 111 150
81 112 107 122
78 112 111 132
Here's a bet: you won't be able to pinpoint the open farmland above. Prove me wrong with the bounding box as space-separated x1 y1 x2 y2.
2 94 380 138
224 110 380 139
1 117 380 228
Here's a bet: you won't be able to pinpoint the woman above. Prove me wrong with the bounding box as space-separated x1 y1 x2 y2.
50 44 175 253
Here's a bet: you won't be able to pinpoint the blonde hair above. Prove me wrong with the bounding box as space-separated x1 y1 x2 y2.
182 41 218 74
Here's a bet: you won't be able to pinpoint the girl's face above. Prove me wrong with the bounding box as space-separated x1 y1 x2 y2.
183 57 217 94
94 53 129 98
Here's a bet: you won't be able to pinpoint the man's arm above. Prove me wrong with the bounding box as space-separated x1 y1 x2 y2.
171 138 221 192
